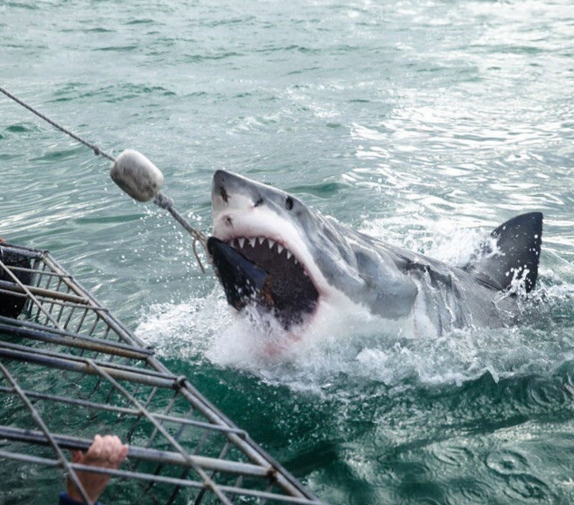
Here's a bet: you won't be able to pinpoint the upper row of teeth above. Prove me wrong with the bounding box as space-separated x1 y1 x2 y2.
231 237 296 261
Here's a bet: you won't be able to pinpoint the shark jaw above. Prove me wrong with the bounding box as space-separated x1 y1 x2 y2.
210 171 325 329
207 236 320 328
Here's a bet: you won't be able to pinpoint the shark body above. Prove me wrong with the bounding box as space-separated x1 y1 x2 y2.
208 170 542 336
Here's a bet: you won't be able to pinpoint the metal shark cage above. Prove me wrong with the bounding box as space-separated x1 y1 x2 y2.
0 242 323 505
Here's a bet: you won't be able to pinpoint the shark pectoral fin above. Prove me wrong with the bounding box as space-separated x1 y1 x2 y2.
466 212 543 293
355 249 418 319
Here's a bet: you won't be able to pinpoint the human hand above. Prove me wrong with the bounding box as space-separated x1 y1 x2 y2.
67 434 129 504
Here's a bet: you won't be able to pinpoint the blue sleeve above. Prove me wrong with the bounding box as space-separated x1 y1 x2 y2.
59 492 101 505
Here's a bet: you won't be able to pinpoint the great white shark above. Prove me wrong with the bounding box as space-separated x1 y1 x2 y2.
207 170 542 336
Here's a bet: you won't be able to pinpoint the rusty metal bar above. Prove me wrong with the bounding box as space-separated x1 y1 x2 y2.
0 242 325 505
0 279 89 304
0 321 153 359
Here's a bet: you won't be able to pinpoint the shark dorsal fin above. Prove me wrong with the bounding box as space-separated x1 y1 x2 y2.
465 212 543 293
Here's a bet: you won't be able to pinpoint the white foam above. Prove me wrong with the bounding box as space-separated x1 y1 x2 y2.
206 296 383 370
361 216 487 268
134 222 574 395
135 285 571 395
135 290 231 361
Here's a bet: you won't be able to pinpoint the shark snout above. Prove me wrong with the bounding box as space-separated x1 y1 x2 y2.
212 169 270 223
212 169 258 210
212 170 230 205
212 170 261 234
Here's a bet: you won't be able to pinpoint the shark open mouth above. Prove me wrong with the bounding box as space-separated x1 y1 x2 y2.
208 235 320 328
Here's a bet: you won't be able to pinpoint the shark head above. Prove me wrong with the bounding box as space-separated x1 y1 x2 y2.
209 170 323 328
209 170 418 330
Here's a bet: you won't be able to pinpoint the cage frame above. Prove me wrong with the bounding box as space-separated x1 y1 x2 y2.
0 242 324 505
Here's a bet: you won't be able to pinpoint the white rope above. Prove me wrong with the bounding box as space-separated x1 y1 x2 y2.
0 85 116 163
0 85 209 274
154 193 209 274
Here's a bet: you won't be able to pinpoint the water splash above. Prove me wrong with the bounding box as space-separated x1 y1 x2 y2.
136 217 573 397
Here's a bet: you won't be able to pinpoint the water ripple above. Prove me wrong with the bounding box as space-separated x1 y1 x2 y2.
429 444 474 469
1 0 573 503
504 473 553 502
485 449 531 476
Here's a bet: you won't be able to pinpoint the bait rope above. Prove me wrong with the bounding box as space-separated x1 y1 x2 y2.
0 85 115 162
0 85 208 274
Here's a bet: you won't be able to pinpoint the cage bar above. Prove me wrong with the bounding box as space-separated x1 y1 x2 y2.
0 242 324 505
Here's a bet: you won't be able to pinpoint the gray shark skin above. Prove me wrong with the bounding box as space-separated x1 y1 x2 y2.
209 170 543 335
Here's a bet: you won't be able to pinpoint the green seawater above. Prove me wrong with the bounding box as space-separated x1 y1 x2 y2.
1 0 574 503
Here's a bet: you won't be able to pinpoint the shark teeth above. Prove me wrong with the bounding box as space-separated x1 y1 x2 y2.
228 236 300 264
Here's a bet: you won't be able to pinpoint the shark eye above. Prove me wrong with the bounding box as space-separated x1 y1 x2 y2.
285 196 294 211
254 196 264 207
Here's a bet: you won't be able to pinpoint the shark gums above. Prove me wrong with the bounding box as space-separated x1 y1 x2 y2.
207 170 542 337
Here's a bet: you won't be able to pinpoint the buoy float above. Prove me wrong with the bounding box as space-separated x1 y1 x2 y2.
110 149 164 202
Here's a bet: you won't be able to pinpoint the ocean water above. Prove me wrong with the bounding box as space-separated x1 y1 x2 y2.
1 0 574 504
